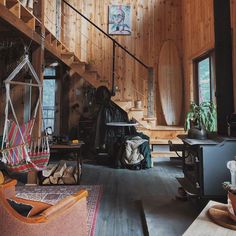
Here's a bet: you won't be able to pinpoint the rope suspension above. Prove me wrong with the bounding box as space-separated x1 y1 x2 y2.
0 53 50 173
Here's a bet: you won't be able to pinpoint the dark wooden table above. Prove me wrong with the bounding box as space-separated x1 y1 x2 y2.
49 142 84 184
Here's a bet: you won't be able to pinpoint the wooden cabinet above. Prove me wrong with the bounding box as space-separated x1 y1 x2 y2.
177 136 236 198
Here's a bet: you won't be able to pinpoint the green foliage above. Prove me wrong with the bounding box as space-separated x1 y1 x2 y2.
184 101 217 132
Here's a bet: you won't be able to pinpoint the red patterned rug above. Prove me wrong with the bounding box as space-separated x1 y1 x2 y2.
16 185 102 236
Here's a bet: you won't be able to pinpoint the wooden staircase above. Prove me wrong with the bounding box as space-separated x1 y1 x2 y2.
44 27 100 87
113 99 186 157
0 1 186 158
0 0 101 88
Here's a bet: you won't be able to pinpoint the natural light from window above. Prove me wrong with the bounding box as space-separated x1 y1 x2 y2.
198 58 211 103
43 79 56 131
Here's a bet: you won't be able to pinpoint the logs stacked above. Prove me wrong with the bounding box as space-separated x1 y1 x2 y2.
42 161 80 185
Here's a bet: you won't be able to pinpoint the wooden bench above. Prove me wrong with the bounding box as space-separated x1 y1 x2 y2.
150 138 184 158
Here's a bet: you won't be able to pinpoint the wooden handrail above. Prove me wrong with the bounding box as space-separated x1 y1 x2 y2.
62 0 149 69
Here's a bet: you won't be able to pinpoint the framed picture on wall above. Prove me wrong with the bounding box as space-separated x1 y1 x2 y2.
108 5 131 35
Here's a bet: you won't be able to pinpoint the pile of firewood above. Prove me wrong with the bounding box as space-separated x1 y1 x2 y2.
41 161 81 185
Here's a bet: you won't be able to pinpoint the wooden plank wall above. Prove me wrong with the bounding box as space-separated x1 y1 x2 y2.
181 0 215 113
61 0 183 124
0 53 25 134
44 0 56 35
231 0 236 111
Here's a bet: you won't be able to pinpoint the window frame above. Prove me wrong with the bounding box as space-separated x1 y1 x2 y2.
193 50 215 105
42 67 58 132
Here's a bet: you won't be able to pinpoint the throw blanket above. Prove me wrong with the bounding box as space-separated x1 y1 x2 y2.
122 136 148 165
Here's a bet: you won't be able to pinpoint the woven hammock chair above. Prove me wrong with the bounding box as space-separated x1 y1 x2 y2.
0 55 50 173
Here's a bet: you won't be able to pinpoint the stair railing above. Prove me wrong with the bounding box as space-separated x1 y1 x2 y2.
62 0 155 117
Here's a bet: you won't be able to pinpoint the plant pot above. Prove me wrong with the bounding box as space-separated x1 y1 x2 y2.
187 125 207 140
134 100 142 109
228 191 236 221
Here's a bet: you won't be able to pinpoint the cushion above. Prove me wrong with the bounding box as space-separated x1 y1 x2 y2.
7 199 33 217
0 171 4 184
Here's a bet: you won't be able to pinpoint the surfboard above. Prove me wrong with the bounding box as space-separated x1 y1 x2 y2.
158 40 183 126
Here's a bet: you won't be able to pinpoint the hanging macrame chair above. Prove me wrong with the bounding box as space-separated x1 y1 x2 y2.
0 55 50 173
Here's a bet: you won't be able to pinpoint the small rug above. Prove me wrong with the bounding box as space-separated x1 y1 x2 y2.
16 185 102 236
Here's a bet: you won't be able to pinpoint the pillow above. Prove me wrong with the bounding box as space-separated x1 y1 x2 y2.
7 199 33 217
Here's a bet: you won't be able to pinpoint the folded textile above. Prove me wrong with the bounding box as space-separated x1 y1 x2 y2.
123 136 148 165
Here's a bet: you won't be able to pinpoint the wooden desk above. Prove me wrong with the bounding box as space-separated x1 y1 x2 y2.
49 142 84 184
183 201 235 236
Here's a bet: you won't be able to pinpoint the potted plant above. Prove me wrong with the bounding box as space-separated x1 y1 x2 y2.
185 101 217 139
223 181 236 221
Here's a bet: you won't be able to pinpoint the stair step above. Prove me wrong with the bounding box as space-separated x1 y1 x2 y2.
85 63 97 72
61 52 74 58
61 43 70 52
130 107 144 111
143 117 157 121
137 126 186 142
6 0 20 17
151 151 178 158
71 61 86 66
113 99 133 112
82 71 99 87
73 56 83 62
62 51 74 56
138 125 185 132
6 0 18 8
150 138 182 145
99 80 109 83
151 126 184 131
71 62 86 75
20 4 35 30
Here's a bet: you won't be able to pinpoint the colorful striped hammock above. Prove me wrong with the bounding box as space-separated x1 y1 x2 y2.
0 55 50 173
1 120 50 173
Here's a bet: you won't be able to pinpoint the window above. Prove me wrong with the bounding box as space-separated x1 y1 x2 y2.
43 68 56 131
194 53 215 104
44 67 56 77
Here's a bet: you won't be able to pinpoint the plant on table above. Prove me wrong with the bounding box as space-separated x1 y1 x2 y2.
185 101 217 132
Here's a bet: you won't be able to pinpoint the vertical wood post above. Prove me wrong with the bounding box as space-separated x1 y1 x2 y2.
32 0 45 138
111 41 116 96
147 67 155 117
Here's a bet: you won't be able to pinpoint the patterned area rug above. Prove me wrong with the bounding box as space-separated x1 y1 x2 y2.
16 185 102 236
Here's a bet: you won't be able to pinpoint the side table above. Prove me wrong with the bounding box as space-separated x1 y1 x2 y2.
183 201 235 236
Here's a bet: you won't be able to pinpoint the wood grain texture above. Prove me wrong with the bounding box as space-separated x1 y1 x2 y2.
182 0 215 113
60 0 183 125
208 205 236 231
184 201 236 236
158 40 183 125
80 158 202 236
44 1 56 35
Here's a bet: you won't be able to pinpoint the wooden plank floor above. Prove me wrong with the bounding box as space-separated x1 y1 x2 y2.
80 158 204 236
